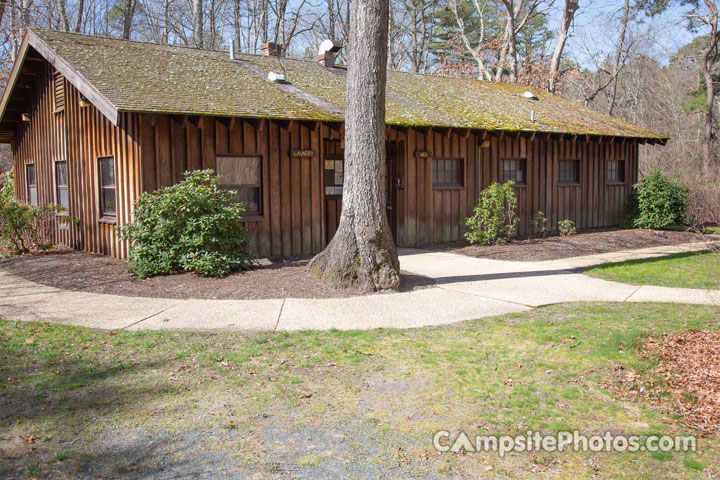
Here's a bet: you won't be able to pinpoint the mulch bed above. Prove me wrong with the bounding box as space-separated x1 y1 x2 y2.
608 330 720 436
428 228 708 262
0 251 435 300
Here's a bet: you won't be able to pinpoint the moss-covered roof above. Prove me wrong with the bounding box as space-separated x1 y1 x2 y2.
26 29 665 139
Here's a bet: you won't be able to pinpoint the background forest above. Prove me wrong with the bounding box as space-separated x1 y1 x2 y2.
0 0 717 222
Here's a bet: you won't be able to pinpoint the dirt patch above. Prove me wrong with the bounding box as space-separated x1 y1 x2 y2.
0 251 435 300
608 330 720 436
429 228 707 262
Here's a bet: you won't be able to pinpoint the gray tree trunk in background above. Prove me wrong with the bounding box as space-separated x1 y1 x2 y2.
548 0 578 93
194 0 204 47
309 0 400 292
121 0 136 39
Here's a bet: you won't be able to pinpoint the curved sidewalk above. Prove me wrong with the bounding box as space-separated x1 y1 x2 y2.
0 242 718 332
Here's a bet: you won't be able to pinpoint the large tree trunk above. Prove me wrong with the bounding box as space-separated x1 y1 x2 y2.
309 0 400 292
548 0 578 93
700 0 718 177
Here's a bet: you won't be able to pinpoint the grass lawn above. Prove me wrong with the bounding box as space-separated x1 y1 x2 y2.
2 302 720 479
585 251 720 289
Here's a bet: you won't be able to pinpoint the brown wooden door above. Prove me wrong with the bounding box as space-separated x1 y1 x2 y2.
323 139 344 243
323 139 399 244
386 141 399 241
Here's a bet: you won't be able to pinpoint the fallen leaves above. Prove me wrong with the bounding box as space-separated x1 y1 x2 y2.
609 329 720 436
7 377 19 385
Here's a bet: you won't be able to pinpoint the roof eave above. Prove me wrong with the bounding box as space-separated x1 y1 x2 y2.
0 35 31 137
25 29 120 125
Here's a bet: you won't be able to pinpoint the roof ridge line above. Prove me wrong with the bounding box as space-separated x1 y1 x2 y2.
232 58 345 118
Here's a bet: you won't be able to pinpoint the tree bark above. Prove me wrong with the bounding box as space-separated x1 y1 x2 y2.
700 0 719 176
58 0 70 31
548 0 578 93
193 0 204 47
609 0 630 115
122 0 136 39
74 0 84 32
0 0 7 28
309 0 400 292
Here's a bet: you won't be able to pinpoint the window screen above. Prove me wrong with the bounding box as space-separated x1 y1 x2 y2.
432 158 464 189
98 156 116 217
558 160 580 185
26 164 37 206
500 159 527 185
216 156 262 216
606 160 625 183
56 161 69 209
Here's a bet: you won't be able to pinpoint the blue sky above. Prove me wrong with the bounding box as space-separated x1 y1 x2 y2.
546 0 699 68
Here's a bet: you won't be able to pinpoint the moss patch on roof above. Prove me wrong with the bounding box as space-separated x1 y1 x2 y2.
29 29 666 139
33 29 335 121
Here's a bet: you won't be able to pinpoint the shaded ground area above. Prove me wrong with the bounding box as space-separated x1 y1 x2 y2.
0 251 435 300
430 228 707 262
608 329 720 437
585 251 720 289
2 302 720 479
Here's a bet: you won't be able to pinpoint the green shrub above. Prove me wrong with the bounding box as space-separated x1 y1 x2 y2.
119 170 254 278
0 172 61 255
631 170 689 229
464 181 519 245
558 219 576 237
530 210 548 238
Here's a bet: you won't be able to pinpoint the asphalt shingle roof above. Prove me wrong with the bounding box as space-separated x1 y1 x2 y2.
27 29 666 140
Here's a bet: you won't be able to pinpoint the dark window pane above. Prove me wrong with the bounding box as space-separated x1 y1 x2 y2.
100 157 115 187
26 165 35 186
559 160 580 184
58 188 69 209
102 188 116 215
432 158 464 189
237 186 260 214
217 156 260 186
56 162 67 186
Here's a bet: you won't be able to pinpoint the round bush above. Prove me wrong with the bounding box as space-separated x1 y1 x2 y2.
464 181 519 245
119 170 254 278
632 170 689 229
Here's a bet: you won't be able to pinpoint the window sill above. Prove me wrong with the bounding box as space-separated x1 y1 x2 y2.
432 185 464 191
99 216 117 225
512 183 528 188
56 212 70 218
605 181 626 186
558 183 580 187
242 215 265 222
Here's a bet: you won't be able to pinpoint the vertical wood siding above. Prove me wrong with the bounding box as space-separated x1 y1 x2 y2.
10 64 639 260
12 62 142 258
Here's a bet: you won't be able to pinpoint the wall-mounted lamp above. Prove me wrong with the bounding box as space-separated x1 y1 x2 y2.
21 113 31 122
79 97 91 108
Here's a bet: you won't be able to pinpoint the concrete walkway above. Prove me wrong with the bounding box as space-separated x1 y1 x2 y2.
0 241 717 332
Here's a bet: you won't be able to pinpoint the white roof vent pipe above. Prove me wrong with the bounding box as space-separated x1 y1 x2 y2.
522 91 539 100
268 71 286 83
318 39 342 68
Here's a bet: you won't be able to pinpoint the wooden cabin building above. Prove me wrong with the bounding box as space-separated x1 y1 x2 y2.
0 29 667 259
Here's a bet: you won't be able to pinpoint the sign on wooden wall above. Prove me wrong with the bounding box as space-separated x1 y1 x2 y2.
415 150 432 158
291 149 316 158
